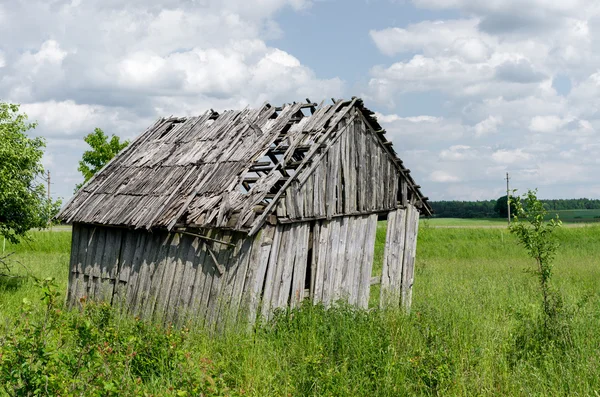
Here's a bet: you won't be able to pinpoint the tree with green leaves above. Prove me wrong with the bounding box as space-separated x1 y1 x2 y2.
494 195 517 219
509 189 572 358
0 102 61 246
76 128 129 191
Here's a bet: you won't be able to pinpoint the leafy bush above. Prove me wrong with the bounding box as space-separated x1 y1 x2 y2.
0 278 230 396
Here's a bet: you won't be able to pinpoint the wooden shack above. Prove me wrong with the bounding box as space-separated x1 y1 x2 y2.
57 98 432 326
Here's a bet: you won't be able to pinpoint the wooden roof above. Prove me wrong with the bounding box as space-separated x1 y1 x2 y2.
57 98 432 233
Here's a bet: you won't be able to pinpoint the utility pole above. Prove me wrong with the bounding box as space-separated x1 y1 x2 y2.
47 170 52 230
505 172 511 226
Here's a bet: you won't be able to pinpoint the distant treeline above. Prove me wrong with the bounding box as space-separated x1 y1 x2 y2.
430 198 600 218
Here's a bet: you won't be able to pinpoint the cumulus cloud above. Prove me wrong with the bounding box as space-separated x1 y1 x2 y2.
430 170 461 183
365 0 600 199
0 0 346 198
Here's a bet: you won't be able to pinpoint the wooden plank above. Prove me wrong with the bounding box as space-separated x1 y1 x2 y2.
341 216 357 304
312 219 329 304
165 233 193 324
197 231 219 325
240 225 275 324
350 216 368 305
401 205 420 311
66 224 82 306
175 236 202 323
124 232 147 314
331 216 349 302
185 236 209 323
113 229 140 308
272 225 293 311
205 231 234 328
357 213 378 308
99 229 123 303
224 235 255 327
380 210 395 306
215 235 245 329
380 208 408 308
325 139 340 220
322 217 341 306
260 224 284 319
309 222 319 300
134 231 164 318
290 223 310 308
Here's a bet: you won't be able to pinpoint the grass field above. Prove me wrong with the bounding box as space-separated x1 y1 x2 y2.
425 208 600 227
1 224 600 395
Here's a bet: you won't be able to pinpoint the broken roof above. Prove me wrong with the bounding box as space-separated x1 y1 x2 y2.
57 98 432 233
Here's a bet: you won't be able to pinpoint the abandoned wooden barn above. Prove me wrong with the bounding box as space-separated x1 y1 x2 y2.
57 97 432 326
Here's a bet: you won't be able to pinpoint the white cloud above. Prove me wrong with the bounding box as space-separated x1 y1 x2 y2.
430 170 461 182
491 149 532 164
0 0 341 198
529 115 568 133
474 115 502 136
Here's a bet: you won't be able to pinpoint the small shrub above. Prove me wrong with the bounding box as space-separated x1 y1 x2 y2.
509 190 574 363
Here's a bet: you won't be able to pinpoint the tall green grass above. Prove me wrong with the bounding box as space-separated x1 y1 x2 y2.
1 226 600 396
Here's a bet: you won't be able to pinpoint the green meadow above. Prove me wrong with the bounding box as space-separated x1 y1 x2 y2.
1 224 600 396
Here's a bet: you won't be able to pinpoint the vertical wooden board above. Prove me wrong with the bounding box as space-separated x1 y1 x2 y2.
350 216 369 305
99 229 123 303
132 231 163 318
260 224 283 319
339 134 347 214
198 230 221 325
312 164 320 217
391 209 408 293
113 229 138 308
306 176 314 219
152 233 182 322
82 226 98 277
66 225 82 306
347 127 356 213
380 209 407 308
185 237 208 320
67 271 79 309
242 225 276 324
380 210 397 307
309 222 319 300
380 211 395 295
401 205 420 311
223 235 255 326
322 217 341 307
331 216 349 302
357 123 366 212
176 236 202 322
165 234 193 324
90 227 106 280
357 214 378 308
124 232 148 314
320 163 327 216
290 223 310 308
273 225 294 311
68 223 82 273
205 231 234 327
401 178 408 207
215 235 244 328
341 216 358 303
138 231 167 317
312 220 328 304
74 224 90 274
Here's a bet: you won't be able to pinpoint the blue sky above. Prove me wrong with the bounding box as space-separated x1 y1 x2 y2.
1 0 599 202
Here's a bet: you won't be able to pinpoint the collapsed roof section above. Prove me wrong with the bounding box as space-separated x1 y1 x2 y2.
57 98 432 233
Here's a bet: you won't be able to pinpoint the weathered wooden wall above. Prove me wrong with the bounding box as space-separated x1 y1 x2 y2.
276 116 402 222
379 203 420 310
67 212 386 325
311 213 379 308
